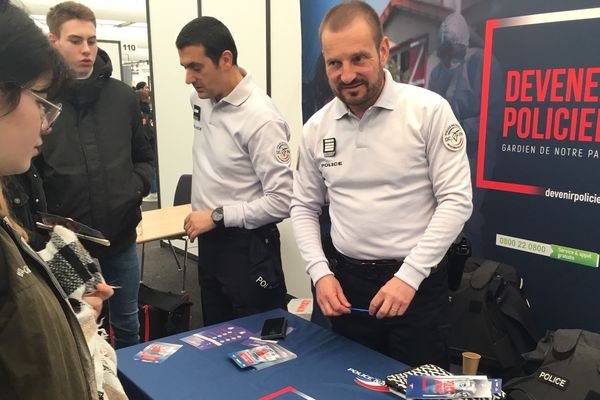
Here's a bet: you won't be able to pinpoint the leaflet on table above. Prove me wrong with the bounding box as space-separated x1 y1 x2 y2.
405 375 503 399
134 342 182 364
229 343 297 370
180 324 252 350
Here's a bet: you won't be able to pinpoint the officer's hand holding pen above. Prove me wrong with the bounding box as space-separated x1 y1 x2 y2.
183 210 216 242
315 275 351 316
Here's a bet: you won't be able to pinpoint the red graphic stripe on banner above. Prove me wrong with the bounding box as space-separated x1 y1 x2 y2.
477 18 543 196
478 180 544 195
477 18 499 187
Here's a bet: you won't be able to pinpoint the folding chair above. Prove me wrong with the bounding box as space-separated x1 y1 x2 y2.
166 174 192 292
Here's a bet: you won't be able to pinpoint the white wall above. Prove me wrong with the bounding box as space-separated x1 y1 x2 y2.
270 1 311 299
147 0 195 211
147 0 311 298
202 0 267 90
98 40 123 81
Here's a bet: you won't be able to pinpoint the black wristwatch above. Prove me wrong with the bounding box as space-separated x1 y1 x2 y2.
211 207 224 228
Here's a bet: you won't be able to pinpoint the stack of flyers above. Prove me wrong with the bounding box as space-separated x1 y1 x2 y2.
181 324 252 351
229 343 297 370
134 342 182 364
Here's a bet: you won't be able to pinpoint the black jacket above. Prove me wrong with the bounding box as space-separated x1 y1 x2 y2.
37 49 154 258
2 164 49 250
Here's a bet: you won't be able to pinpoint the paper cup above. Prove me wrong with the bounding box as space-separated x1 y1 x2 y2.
462 351 481 375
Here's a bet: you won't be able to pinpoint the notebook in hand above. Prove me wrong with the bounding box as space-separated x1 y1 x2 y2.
385 364 505 399
36 212 111 246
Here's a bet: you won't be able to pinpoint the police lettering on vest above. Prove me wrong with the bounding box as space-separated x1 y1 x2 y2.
537 371 569 390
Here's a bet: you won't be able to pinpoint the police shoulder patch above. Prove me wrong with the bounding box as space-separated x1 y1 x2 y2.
274 141 291 164
442 124 465 152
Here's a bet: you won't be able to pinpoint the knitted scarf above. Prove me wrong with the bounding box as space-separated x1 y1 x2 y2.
38 225 127 400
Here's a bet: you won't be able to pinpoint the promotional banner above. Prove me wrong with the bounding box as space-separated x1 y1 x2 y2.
301 0 600 331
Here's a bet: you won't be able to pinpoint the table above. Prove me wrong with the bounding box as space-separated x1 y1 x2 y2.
136 204 192 244
117 309 409 399
137 204 192 291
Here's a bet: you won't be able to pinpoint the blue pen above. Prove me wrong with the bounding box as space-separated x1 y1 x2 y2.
350 307 369 313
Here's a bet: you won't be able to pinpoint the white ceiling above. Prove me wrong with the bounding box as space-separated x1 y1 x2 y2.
23 0 149 62
24 0 147 21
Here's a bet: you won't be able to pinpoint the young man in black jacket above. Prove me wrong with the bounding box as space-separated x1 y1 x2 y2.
37 1 154 348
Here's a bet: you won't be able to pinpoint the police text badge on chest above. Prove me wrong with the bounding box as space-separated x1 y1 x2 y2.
193 105 201 121
323 138 336 157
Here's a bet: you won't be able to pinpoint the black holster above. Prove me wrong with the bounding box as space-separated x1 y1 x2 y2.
446 235 471 290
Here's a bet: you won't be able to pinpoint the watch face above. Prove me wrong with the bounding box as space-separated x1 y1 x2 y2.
212 208 224 223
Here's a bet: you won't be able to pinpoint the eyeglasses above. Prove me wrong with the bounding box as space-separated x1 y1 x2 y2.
23 88 62 128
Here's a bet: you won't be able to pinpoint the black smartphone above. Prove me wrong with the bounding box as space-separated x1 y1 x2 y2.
260 317 288 340
36 212 111 246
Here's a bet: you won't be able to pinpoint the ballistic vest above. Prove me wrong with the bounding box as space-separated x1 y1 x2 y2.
447 258 540 378
504 329 600 400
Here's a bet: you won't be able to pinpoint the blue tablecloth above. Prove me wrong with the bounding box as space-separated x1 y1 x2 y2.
117 309 408 399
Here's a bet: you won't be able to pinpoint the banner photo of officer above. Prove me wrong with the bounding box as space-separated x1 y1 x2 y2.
300 0 600 331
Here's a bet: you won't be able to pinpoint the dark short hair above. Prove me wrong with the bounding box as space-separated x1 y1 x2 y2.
175 16 238 66
0 0 70 116
135 81 147 90
320 1 383 48
46 1 96 37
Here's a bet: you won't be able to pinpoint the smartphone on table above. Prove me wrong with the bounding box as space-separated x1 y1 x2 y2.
260 317 288 340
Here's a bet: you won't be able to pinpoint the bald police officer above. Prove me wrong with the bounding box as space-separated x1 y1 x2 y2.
177 17 293 325
291 1 472 367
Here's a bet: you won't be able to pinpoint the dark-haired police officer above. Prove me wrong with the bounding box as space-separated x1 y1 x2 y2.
177 17 293 325
291 1 472 367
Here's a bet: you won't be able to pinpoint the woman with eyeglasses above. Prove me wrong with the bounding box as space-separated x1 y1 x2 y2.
0 1 106 398
1 89 61 250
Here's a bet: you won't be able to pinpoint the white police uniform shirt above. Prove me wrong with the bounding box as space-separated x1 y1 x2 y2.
190 72 292 229
291 69 472 290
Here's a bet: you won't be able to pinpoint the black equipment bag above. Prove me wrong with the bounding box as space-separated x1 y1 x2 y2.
138 283 192 342
447 258 540 379
504 329 600 400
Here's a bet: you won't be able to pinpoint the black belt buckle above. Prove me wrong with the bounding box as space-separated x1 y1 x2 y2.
362 262 380 280
335 251 400 280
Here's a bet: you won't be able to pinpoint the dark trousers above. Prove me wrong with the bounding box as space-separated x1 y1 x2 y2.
196 224 287 326
331 252 450 368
